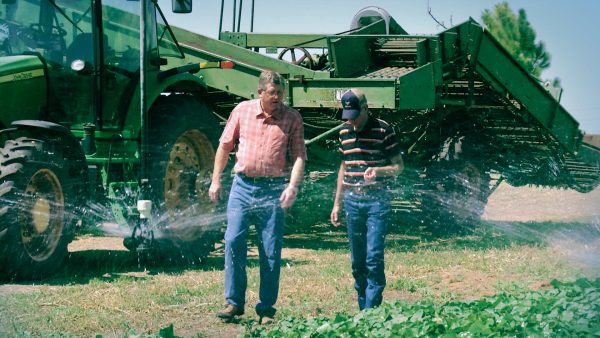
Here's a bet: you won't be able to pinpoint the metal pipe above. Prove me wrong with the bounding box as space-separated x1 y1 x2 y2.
237 0 243 32
135 1 153 253
139 0 148 181
232 0 236 32
250 0 255 32
218 0 224 35
304 123 345 146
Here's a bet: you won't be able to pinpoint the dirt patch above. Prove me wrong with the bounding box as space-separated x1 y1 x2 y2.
436 267 499 298
483 182 600 223
67 235 128 252
0 284 60 294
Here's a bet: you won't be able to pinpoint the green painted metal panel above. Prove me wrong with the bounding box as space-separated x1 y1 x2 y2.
474 30 581 152
0 55 45 77
579 143 600 165
219 33 329 49
200 67 265 100
350 19 393 35
218 32 248 47
459 20 481 56
0 55 47 126
171 26 330 80
288 78 396 109
328 36 373 78
415 39 430 67
398 63 436 110
442 32 458 61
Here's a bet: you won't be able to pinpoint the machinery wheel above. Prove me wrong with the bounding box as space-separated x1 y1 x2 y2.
146 94 221 265
277 46 314 69
0 137 80 280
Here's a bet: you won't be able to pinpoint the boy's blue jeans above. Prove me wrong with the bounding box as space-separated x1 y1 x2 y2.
343 189 391 310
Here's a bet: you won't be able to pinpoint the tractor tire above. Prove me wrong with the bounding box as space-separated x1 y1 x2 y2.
146 94 221 265
0 137 83 280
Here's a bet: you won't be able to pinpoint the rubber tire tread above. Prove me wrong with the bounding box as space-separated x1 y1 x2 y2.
0 137 80 280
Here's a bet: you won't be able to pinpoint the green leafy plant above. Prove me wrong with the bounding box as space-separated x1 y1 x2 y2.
249 278 600 337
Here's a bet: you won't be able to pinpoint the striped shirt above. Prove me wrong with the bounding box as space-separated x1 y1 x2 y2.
220 99 307 178
338 116 400 186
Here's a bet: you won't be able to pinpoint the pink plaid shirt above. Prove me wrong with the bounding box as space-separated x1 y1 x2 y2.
219 99 307 178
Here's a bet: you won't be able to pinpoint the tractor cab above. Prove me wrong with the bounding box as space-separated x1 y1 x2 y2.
0 0 185 131
1 0 95 127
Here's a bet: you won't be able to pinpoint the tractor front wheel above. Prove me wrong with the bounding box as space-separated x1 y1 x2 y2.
0 137 80 280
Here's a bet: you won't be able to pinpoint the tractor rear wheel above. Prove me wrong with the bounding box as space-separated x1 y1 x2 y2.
0 137 80 280
146 94 221 265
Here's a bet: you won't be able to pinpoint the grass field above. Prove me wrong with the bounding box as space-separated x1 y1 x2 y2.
1 219 598 337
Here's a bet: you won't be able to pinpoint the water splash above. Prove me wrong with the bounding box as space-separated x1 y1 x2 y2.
545 219 600 274
149 206 227 241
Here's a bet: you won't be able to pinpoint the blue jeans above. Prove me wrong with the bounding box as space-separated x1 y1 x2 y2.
344 189 391 310
224 174 286 317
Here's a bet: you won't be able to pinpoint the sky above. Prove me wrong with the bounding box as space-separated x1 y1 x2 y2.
160 0 600 134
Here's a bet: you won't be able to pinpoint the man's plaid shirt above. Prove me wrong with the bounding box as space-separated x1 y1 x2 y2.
219 99 307 178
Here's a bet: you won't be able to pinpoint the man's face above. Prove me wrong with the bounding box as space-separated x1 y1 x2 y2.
346 106 368 131
258 83 284 114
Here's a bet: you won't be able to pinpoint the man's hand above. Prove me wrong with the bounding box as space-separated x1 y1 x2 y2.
364 167 377 182
208 180 222 203
330 204 342 227
279 185 298 209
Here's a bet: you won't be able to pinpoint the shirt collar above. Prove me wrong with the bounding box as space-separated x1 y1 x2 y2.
348 115 374 134
257 100 282 120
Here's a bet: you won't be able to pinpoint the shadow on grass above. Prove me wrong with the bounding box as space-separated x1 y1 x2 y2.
31 244 311 286
282 217 597 253
33 249 212 285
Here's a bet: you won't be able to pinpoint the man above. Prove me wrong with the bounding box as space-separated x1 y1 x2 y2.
330 89 403 310
209 70 306 324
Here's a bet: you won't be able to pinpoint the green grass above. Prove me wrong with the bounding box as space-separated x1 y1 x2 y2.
0 221 598 337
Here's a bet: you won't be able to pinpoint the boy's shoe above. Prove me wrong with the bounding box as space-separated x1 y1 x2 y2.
259 315 275 325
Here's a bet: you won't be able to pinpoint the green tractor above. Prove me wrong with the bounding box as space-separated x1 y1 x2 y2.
0 0 223 280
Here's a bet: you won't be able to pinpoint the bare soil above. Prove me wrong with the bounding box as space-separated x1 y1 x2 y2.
483 182 600 223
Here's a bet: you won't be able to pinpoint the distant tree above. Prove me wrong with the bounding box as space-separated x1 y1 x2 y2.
481 2 551 79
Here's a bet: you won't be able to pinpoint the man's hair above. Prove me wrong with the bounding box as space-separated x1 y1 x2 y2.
258 70 285 90
351 88 368 108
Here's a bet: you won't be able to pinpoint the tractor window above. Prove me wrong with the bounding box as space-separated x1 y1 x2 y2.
0 0 93 65
102 1 140 73
155 5 183 58
100 1 140 129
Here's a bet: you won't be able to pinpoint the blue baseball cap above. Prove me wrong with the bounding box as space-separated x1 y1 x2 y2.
341 90 362 120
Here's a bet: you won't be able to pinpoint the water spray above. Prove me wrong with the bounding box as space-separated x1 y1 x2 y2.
123 179 155 260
